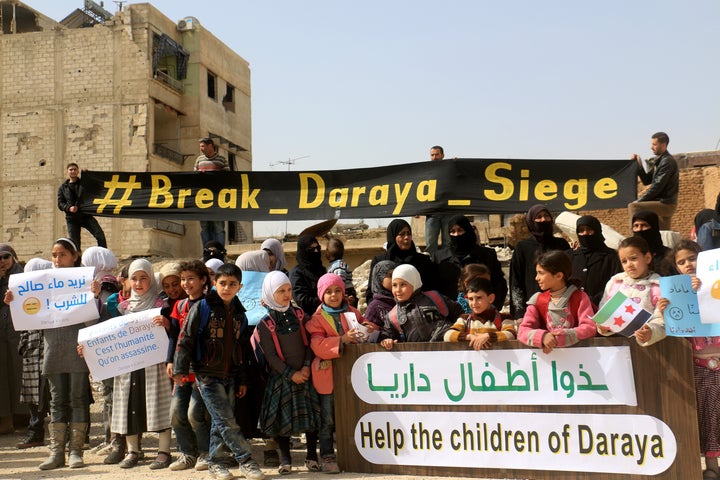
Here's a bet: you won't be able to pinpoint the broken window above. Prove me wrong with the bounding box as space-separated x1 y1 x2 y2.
223 83 235 112
1 3 43 33
152 33 189 91
207 71 217 100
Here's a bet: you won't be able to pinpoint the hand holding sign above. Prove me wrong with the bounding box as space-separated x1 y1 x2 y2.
77 308 168 381
8 267 98 330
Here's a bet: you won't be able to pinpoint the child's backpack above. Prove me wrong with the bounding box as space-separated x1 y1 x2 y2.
534 289 595 325
177 298 211 362
698 219 720 251
250 309 307 379
174 297 195 325
387 290 449 342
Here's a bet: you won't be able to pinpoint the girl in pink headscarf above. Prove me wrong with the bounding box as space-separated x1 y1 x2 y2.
305 273 375 473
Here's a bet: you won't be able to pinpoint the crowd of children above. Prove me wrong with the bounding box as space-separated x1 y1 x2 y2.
2 199 720 478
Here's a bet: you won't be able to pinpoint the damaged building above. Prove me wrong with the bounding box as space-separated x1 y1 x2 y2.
0 0 252 258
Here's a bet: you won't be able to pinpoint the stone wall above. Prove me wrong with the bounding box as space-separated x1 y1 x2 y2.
583 163 720 237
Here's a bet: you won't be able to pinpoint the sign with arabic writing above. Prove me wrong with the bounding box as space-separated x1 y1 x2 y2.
355 411 675 476
78 158 636 221
77 308 168 381
236 271 267 326
8 267 98 331
351 347 636 406
661 274 720 336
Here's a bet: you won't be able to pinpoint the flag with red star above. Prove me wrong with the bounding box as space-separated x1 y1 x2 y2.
592 291 652 337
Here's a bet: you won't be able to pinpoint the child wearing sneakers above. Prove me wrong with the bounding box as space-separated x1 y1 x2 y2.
257 271 321 476
173 264 264 480
306 273 376 473
167 260 212 472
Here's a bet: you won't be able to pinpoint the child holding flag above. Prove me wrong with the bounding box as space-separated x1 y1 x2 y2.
597 236 664 346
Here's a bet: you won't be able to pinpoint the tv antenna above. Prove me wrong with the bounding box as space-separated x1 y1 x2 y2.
270 156 309 237
270 155 309 171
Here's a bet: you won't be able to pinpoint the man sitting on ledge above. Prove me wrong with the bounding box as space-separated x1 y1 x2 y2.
627 131 678 231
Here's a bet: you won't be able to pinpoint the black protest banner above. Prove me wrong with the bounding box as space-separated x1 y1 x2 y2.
79 158 636 221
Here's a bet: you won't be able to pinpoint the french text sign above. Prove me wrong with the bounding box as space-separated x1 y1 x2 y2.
77 308 168 381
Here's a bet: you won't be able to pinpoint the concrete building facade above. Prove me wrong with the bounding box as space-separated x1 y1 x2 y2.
0 1 252 259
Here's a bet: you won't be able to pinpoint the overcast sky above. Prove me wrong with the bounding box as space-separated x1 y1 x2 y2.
26 1 720 236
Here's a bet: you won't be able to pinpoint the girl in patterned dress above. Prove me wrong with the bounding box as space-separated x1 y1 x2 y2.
257 271 321 475
110 259 173 470
597 236 664 346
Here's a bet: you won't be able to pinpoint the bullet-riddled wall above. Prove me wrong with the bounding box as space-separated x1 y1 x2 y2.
0 2 252 260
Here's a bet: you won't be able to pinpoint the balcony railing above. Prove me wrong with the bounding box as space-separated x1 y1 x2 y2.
153 143 184 165
153 69 184 92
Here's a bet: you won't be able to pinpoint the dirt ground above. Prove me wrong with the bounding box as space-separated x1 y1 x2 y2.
0 390 478 480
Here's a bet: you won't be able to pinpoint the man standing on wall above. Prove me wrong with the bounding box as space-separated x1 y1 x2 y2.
57 163 107 249
628 131 679 230
195 137 230 246
424 145 452 256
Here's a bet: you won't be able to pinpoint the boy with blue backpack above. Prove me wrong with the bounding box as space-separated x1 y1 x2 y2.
173 263 264 480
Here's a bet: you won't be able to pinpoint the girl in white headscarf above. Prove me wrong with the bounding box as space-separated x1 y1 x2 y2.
111 259 173 470
261 238 287 272
7 238 94 470
257 271 320 475
236 250 271 273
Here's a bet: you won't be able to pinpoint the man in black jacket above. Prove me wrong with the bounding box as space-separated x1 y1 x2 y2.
57 163 106 249
628 131 678 230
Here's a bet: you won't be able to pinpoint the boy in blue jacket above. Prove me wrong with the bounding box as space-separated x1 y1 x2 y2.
173 263 264 480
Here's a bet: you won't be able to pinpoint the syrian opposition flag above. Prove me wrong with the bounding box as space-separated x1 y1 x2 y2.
592 291 652 337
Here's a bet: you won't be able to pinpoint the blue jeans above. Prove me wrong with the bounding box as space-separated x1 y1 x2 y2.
319 393 335 457
171 382 210 455
196 375 252 465
200 221 225 246
424 215 451 256
46 372 90 423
